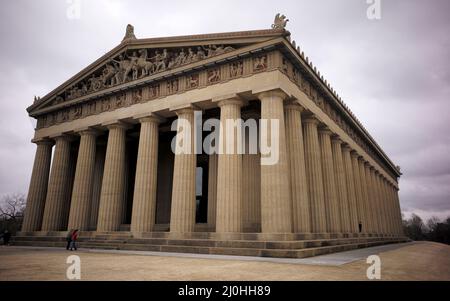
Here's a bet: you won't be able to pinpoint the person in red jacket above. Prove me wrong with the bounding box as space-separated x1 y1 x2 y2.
70 229 79 251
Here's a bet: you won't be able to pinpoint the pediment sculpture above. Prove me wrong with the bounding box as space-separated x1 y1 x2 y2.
56 44 236 105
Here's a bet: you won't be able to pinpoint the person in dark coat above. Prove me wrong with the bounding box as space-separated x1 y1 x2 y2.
3 230 11 245
70 229 79 251
358 221 363 233
66 230 73 250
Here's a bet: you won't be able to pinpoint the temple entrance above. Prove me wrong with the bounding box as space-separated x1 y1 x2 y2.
195 155 209 223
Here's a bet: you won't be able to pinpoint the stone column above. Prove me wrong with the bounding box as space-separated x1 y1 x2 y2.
368 168 380 234
388 183 398 235
351 151 366 233
170 108 197 233
21 139 54 232
318 128 341 233
130 116 161 233
41 136 73 231
302 115 326 233
96 122 129 232
371 170 383 234
342 145 358 233
383 178 394 235
364 163 378 234
358 158 372 233
207 154 218 230
374 171 386 234
258 90 292 233
89 144 105 230
284 102 310 233
393 187 403 235
215 98 244 233
331 137 351 233
242 116 261 232
67 130 98 231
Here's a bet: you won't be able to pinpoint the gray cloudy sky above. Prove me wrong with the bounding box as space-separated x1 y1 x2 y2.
0 0 449 221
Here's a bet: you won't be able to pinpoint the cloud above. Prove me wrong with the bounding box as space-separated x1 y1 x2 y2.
0 0 449 221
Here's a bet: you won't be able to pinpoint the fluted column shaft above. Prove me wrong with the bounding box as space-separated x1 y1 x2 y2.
41 136 73 231
242 151 261 231
374 172 387 234
364 164 378 234
358 158 372 233
383 179 395 234
331 138 351 233
259 91 292 233
130 117 160 233
388 184 398 234
351 152 366 232
285 103 310 233
342 146 358 233
319 129 341 233
96 123 128 232
371 169 383 234
393 187 403 235
22 140 54 232
68 131 98 230
303 116 326 233
207 154 218 229
89 144 105 229
216 98 243 233
170 108 197 233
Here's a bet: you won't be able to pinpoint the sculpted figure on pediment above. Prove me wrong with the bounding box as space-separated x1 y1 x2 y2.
186 48 197 63
153 49 168 72
136 49 154 78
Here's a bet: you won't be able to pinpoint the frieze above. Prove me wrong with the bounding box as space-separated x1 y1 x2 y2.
36 50 277 129
50 44 238 106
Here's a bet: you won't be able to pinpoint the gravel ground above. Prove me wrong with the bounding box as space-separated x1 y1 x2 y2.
0 241 449 281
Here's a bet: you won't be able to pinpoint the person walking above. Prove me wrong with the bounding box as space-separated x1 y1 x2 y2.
2 230 11 246
69 229 79 251
66 230 73 250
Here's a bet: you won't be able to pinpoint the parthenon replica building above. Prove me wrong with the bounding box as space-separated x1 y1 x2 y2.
16 16 407 257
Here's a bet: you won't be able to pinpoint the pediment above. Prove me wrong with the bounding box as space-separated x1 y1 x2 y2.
28 28 288 115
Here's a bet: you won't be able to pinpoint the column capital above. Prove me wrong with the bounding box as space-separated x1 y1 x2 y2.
75 128 102 137
49 133 76 142
284 100 305 112
318 126 334 136
342 143 352 152
102 120 132 130
302 114 320 125
31 138 54 146
170 103 200 114
331 135 342 144
217 97 245 108
350 150 360 158
133 113 165 124
256 89 289 101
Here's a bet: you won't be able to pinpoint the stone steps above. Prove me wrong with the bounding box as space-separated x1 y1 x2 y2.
12 234 408 258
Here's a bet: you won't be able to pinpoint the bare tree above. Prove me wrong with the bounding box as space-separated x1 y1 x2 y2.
0 193 26 221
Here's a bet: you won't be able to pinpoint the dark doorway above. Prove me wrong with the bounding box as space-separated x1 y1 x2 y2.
195 154 209 223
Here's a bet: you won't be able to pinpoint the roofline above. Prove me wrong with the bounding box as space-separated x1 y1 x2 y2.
279 39 401 178
27 28 288 112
